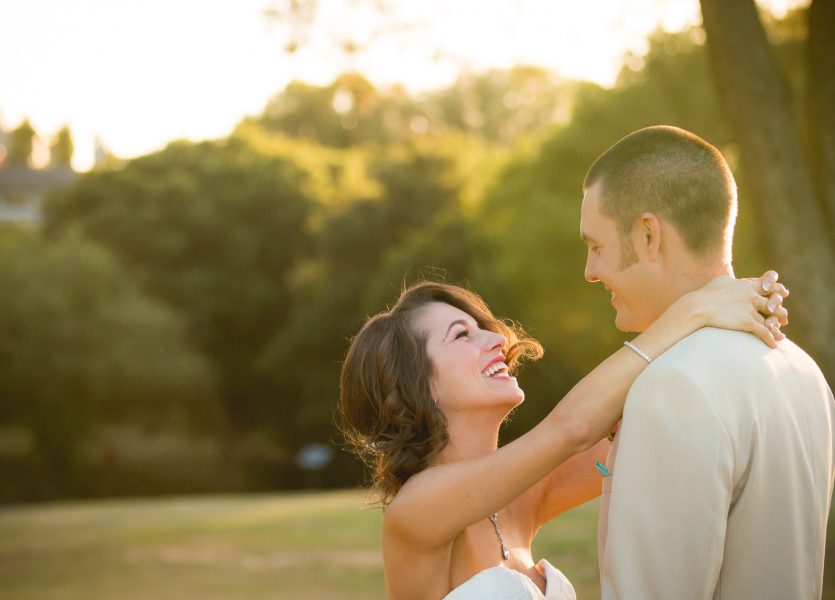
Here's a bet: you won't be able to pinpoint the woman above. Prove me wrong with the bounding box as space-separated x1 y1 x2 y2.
339 273 788 599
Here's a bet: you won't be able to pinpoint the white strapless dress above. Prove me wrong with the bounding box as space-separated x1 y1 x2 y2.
443 560 576 600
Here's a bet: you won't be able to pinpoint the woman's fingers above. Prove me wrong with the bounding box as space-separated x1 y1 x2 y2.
774 305 789 327
752 319 779 348
757 271 789 298
771 283 790 298
765 315 786 341
749 294 785 346
754 283 789 329
759 270 779 293
699 274 788 346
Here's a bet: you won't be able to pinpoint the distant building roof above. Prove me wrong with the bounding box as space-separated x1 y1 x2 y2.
0 164 77 224
0 164 77 193
0 202 41 223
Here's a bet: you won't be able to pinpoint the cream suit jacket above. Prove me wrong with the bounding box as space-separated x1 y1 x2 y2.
598 328 834 600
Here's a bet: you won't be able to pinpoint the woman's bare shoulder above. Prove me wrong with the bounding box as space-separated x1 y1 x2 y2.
383 483 454 600
383 469 443 538
385 466 490 560
385 464 452 518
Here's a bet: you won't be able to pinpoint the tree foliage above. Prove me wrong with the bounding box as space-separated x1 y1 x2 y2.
49 126 74 169
699 0 834 374
44 139 314 430
258 149 474 446
0 229 215 482
255 67 568 147
6 119 36 166
3 7 827 497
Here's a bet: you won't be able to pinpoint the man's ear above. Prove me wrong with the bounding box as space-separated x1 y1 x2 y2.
636 212 662 260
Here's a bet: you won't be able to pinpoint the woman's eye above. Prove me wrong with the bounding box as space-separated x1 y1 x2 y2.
455 329 469 340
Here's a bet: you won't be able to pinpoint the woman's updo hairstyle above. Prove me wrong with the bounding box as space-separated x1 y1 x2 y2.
339 281 542 505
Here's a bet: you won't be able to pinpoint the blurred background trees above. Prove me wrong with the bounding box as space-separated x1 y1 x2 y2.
0 4 829 500
48 126 74 169
700 0 835 370
6 120 36 166
46 140 314 437
0 228 216 497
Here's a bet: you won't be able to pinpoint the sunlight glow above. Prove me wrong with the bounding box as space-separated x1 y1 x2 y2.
0 0 810 171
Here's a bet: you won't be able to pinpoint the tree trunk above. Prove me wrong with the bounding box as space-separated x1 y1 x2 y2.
700 0 835 375
806 0 835 236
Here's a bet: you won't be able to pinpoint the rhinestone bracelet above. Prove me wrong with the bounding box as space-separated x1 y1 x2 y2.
623 341 653 363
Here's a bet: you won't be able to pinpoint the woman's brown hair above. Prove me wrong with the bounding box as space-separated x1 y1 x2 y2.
339 281 542 505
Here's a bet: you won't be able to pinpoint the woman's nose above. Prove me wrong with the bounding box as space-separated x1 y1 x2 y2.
484 330 506 352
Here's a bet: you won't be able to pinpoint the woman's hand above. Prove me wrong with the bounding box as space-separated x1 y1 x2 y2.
689 270 789 348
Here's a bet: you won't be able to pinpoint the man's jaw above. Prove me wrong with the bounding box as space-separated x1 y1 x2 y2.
614 302 655 333
608 291 642 332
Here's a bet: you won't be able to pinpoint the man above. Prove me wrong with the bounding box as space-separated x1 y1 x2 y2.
580 125 835 599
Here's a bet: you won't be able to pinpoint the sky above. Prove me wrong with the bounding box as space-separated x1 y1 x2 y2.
0 0 808 171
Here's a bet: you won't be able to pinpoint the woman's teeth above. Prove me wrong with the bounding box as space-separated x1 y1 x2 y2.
482 362 509 377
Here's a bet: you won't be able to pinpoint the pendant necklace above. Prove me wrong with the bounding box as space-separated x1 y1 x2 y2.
489 512 511 560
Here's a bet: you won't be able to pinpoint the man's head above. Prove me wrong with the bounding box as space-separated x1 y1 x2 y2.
580 125 738 331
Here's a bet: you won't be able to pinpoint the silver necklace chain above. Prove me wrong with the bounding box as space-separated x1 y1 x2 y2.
489 512 511 560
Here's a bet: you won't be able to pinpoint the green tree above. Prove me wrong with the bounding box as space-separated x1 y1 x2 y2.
49 125 74 169
468 27 784 436
6 119 36 166
699 0 834 373
256 68 569 148
44 139 314 434
259 150 470 451
259 73 413 147
427 66 570 144
0 229 215 487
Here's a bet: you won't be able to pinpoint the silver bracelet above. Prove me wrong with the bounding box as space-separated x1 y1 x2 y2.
623 341 653 363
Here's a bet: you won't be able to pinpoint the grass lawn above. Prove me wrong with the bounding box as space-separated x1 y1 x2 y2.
0 490 832 599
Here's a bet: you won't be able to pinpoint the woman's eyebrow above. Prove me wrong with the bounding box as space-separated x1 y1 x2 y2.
443 319 469 342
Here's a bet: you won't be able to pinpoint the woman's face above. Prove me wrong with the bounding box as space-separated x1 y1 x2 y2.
414 301 524 412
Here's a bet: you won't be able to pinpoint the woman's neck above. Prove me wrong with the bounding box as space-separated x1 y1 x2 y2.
434 408 506 463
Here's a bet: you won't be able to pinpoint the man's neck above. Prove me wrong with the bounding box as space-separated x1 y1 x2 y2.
645 260 734 330
671 261 734 296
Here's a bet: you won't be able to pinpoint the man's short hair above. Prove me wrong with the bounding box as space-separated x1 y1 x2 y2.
583 125 737 262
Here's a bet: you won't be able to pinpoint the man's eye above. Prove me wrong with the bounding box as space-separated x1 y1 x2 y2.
455 329 469 340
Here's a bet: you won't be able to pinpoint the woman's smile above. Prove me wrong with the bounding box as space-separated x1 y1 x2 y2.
415 302 525 408
481 360 514 381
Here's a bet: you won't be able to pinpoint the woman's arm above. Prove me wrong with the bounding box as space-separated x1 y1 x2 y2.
546 273 787 451
384 273 787 551
532 273 789 527
530 439 610 527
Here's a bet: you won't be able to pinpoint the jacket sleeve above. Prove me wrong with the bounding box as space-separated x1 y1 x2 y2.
601 362 733 600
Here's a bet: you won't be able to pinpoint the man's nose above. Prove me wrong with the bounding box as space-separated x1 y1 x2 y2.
584 255 599 283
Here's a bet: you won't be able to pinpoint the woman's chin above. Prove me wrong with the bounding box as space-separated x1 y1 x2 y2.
501 387 525 407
